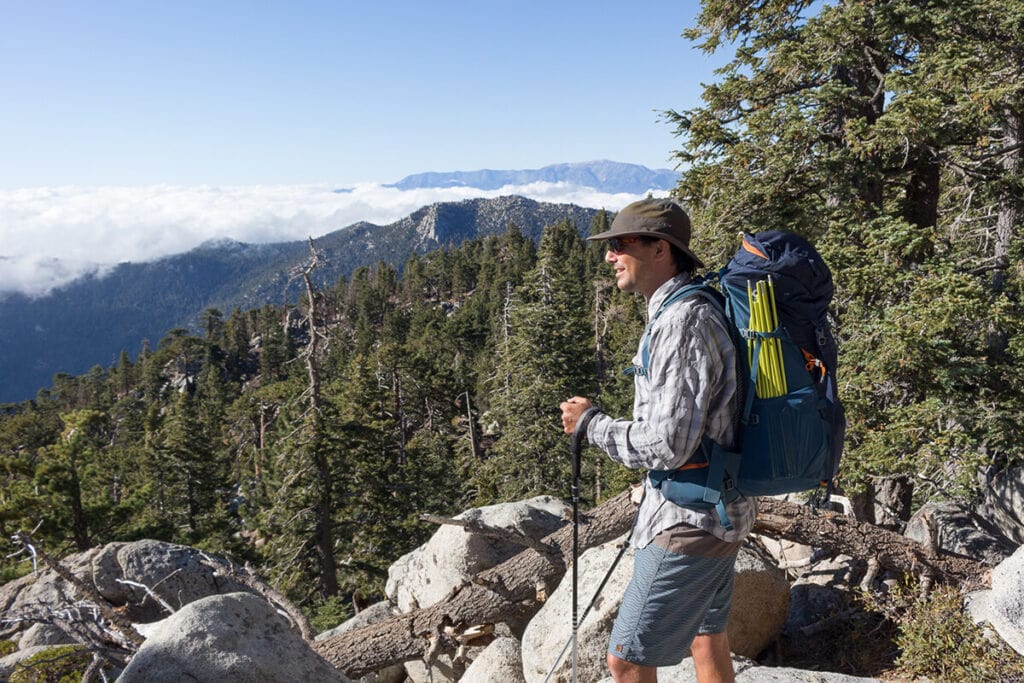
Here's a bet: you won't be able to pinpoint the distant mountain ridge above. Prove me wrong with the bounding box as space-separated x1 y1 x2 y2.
0 196 603 403
387 160 679 194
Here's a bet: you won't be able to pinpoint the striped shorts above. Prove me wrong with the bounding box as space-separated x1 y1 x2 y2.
608 523 741 667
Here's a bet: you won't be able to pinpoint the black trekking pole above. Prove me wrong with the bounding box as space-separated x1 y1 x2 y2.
544 408 634 683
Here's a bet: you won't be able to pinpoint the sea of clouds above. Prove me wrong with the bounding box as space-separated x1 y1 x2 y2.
0 182 660 298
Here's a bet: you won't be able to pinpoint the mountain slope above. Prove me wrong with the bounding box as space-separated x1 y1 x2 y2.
387 160 679 194
0 196 602 403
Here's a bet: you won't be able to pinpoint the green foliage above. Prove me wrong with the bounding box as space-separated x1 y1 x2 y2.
0 639 15 656
308 594 353 635
9 645 91 683
473 221 598 504
893 585 1024 682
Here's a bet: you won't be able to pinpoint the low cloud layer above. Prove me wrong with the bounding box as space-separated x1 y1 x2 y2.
0 183 658 298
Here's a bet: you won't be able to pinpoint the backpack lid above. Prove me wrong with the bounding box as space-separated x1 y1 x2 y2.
723 230 834 326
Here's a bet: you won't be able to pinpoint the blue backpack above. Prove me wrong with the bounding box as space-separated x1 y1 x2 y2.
639 231 845 528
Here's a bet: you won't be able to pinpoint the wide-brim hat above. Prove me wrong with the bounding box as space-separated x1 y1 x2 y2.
588 198 704 269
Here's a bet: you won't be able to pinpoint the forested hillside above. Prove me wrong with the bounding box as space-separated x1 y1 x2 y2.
0 216 648 621
0 195 601 404
1 0 1022 674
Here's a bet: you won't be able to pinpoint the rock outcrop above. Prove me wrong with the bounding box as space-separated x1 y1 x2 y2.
117 592 349 683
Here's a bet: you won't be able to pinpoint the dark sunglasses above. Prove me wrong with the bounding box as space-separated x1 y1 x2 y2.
607 235 647 253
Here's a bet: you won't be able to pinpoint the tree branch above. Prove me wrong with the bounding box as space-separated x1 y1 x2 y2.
11 531 144 648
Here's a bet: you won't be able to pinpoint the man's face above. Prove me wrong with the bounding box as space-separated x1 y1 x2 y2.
604 235 660 295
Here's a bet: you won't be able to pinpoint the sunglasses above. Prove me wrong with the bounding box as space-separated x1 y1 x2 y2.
606 235 647 253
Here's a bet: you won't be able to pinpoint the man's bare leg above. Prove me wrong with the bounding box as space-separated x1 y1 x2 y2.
690 632 734 683
607 652 657 682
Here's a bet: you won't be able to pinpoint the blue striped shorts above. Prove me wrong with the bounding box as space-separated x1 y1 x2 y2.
608 524 740 667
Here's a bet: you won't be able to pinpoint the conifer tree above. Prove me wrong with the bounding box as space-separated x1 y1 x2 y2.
34 410 110 550
475 221 595 503
667 0 1024 497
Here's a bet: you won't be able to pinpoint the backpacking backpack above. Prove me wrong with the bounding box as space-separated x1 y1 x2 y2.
641 231 845 527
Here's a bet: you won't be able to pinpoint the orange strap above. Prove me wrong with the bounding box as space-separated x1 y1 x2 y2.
741 236 768 259
802 348 827 378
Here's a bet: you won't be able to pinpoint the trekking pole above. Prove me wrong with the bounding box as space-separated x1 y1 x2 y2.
543 407 635 683
543 518 633 683
569 408 592 683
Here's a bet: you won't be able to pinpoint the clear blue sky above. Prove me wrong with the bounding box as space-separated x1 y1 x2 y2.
0 1 722 188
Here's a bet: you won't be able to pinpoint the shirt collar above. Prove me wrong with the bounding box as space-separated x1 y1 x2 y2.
647 272 693 318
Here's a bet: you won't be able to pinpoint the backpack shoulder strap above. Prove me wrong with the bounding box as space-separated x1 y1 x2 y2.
625 279 723 377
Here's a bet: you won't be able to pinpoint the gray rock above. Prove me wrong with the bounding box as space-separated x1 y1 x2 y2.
0 540 253 642
851 476 913 529
315 600 397 641
17 622 74 649
736 666 886 682
117 592 350 682
389 496 569 683
522 535 634 683
904 502 1014 567
752 533 814 579
386 495 570 614
984 466 1024 545
459 637 525 683
730 544 791 658
102 539 252 620
968 544 1024 656
783 556 855 637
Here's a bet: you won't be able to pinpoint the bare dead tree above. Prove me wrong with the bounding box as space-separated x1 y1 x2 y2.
288 237 340 598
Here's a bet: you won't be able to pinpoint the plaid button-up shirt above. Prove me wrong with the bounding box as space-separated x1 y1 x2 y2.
587 273 756 548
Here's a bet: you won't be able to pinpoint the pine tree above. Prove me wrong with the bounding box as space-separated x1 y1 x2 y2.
475 221 596 503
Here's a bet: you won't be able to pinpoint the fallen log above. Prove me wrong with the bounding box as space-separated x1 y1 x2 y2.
314 492 990 678
314 489 635 677
754 497 989 589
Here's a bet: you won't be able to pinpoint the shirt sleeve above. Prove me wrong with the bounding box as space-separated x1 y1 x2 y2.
586 302 732 471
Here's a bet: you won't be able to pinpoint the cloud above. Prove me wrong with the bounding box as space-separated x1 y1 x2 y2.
0 183 664 297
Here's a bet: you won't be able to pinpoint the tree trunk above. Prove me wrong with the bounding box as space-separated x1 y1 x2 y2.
301 238 339 599
754 497 987 588
313 493 989 678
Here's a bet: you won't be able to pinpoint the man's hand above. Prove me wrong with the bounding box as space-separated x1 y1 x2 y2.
559 396 594 434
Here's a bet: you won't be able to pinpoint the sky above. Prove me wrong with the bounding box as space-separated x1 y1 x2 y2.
0 1 726 296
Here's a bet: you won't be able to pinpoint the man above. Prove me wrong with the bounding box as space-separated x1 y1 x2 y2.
559 198 755 683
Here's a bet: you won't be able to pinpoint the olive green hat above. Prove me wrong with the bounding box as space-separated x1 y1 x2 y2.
588 198 704 268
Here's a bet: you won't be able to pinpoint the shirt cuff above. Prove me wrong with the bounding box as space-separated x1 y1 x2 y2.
585 409 614 445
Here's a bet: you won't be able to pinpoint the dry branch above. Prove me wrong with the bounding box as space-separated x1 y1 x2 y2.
11 531 144 648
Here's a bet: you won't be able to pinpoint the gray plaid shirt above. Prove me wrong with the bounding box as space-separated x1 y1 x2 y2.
587 273 756 547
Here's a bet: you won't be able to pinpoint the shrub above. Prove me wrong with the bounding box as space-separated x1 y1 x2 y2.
308 594 353 635
896 584 1024 682
9 645 91 683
